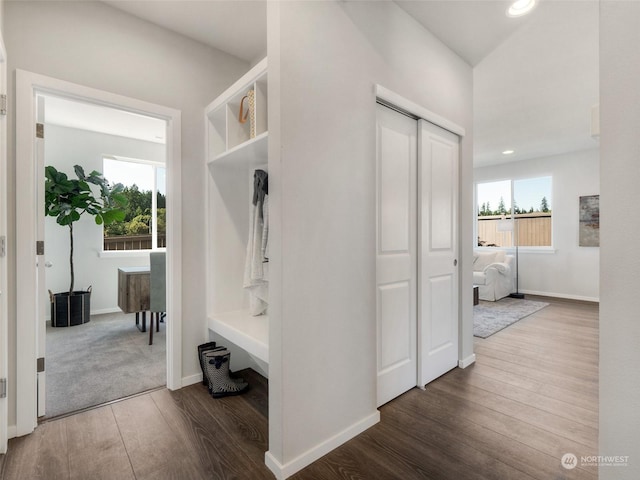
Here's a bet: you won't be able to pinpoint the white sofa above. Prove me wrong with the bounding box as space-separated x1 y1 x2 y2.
473 250 514 301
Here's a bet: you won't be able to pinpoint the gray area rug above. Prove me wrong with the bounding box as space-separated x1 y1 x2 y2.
473 298 549 338
46 311 166 418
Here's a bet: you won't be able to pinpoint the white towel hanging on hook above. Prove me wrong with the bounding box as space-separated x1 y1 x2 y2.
243 170 268 316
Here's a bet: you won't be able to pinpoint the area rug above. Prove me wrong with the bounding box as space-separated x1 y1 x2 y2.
46 311 166 418
473 297 549 338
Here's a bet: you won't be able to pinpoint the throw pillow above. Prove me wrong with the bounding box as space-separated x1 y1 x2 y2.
473 251 498 271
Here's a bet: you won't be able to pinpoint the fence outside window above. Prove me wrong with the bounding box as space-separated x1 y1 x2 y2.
103 234 167 251
477 213 551 247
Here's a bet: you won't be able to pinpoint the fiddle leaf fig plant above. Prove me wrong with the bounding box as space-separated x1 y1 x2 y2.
44 165 128 294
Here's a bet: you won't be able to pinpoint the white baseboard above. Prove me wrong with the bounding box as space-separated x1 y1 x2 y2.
265 410 380 479
8 424 17 439
181 373 203 388
458 354 476 368
519 289 599 303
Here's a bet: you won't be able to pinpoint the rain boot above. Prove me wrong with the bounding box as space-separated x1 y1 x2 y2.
204 349 249 398
197 341 217 385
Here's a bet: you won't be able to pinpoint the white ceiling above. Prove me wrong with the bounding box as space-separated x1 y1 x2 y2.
396 0 530 67
49 1 598 168
397 0 599 167
471 1 599 166
44 95 166 144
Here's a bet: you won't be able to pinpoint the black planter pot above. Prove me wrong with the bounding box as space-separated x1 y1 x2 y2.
50 288 91 327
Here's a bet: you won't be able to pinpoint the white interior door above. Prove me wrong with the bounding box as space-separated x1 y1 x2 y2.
0 29 8 453
376 103 418 407
36 95 46 417
418 119 459 386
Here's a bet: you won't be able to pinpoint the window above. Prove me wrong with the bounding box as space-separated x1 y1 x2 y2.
102 156 166 251
476 176 552 248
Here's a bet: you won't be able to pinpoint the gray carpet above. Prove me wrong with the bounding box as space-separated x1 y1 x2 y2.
473 297 549 338
46 311 166 418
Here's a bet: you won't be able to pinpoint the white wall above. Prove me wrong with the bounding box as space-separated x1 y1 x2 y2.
267 1 473 474
44 124 165 314
474 148 600 301
473 1 599 167
5 1 248 428
599 3 640 479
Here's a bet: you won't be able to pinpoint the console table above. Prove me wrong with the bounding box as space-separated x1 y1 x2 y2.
118 266 153 336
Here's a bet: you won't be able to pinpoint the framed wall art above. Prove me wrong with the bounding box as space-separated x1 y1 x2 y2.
579 195 599 247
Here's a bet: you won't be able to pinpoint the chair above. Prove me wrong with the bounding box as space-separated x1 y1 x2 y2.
473 250 514 301
149 252 166 345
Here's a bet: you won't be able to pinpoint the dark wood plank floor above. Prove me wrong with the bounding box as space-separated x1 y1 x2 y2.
0 296 598 480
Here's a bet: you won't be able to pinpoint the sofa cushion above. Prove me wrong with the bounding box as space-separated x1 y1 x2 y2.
473 251 498 271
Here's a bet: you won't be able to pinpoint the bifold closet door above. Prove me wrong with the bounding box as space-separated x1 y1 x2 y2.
418 119 459 386
375 104 418 407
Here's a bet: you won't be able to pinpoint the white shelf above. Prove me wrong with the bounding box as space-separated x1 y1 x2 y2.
208 310 269 364
207 131 268 168
206 57 268 159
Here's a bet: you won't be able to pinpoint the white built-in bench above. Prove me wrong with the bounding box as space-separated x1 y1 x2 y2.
207 310 269 365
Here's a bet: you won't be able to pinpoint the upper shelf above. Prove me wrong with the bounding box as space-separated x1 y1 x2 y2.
207 131 268 168
206 57 268 162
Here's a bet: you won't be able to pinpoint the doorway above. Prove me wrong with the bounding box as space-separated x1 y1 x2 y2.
15 71 182 435
40 93 169 418
375 97 461 407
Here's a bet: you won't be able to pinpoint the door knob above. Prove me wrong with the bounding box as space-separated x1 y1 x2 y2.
453 259 457 266
45 261 53 268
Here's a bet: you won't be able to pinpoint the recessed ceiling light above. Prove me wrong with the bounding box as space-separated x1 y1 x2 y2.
502 150 515 155
506 0 536 18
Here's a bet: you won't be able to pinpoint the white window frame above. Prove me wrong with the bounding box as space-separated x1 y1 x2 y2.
475 175 555 252
101 155 167 255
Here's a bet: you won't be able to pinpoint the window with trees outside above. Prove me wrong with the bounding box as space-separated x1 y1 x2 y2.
476 176 552 248
102 156 166 251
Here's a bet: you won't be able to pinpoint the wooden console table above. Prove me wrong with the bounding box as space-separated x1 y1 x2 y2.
118 266 151 332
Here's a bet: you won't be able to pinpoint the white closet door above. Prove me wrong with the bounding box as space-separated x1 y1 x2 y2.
418 119 459 386
375 104 417 407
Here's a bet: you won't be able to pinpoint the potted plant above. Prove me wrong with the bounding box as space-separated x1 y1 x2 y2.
44 165 127 327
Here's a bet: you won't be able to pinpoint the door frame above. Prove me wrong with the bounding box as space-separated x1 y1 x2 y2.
374 85 466 390
375 86 465 139
15 70 182 435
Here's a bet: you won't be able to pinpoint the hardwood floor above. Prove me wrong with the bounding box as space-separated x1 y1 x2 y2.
292 296 598 480
0 296 598 480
